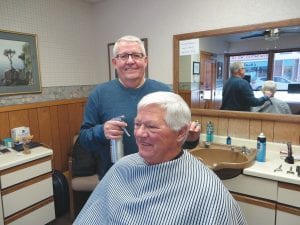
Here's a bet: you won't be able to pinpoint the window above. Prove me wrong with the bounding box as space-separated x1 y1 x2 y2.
227 49 300 91
273 51 300 90
229 54 269 90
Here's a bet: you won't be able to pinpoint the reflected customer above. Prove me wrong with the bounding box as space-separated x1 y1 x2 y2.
74 92 246 225
79 35 200 179
221 61 271 111
252 80 292 114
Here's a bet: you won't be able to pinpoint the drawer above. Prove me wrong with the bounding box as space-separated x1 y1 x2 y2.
5 197 55 225
223 174 277 201
232 193 276 225
278 182 300 208
276 204 300 225
0 192 3 225
2 174 53 217
0 156 52 189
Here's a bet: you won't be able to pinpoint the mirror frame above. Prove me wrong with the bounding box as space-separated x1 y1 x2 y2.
173 18 300 122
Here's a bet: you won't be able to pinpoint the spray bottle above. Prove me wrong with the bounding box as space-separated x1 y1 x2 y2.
256 132 266 162
110 115 130 163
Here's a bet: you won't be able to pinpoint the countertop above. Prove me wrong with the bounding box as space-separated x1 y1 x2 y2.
0 145 53 171
243 149 300 185
202 135 300 185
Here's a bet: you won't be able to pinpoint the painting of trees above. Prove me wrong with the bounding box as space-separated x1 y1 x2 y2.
0 30 41 95
2 43 32 86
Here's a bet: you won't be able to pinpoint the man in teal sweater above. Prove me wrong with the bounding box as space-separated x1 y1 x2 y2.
221 61 270 111
79 35 200 178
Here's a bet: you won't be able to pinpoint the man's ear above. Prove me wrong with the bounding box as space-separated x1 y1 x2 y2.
177 125 189 143
112 58 117 66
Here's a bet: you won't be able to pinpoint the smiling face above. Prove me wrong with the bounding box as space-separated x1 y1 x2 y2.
134 104 185 165
112 41 148 88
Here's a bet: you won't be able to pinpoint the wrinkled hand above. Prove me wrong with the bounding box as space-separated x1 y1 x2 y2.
186 121 201 142
104 119 127 140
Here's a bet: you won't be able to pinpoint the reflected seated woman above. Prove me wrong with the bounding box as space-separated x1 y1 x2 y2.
252 80 292 114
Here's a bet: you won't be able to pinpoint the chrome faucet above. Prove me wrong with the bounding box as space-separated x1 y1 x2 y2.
241 146 250 155
230 146 250 155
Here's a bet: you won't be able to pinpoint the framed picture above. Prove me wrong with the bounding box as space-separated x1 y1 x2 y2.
107 38 148 80
193 61 200 75
0 29 41 96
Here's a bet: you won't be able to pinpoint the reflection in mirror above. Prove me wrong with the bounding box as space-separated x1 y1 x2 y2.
174 19 300 115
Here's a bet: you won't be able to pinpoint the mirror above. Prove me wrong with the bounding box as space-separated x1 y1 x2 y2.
173 19 300 115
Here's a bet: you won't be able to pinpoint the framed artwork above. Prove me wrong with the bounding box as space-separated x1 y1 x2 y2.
107 38 148 80
0 29 41 96
193 61 200 75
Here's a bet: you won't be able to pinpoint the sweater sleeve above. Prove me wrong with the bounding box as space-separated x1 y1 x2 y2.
240 81 267 107
79 89 108 152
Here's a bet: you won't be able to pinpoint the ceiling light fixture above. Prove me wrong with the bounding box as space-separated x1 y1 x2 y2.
264 28 280 41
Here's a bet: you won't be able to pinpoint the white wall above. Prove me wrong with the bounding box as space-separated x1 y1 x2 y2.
0 0 98 87
1 0 299 88
92 0 300 85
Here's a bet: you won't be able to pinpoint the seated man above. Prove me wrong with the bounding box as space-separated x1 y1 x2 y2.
74 92 246 225
252 80 292 114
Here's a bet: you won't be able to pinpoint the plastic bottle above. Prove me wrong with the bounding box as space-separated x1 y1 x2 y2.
226 136 231 145
256 132 266 162
110 137 124 163
206 121 214 143
110 115 130 163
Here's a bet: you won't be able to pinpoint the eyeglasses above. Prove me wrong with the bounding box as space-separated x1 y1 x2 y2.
115 53 144 61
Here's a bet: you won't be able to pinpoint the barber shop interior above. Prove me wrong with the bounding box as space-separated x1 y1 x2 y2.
0 0 300 224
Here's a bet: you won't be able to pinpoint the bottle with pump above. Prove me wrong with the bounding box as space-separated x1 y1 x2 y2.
256 132 266 162
206 121 214 143
110 115 130 163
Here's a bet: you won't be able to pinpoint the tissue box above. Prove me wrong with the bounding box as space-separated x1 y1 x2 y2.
11 126 30 142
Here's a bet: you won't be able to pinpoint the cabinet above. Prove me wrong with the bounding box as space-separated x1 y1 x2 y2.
276 204 300 225
223 174 277 225
223 174 300 225
0 147 55 225
276 182 300 225
232 193 276 225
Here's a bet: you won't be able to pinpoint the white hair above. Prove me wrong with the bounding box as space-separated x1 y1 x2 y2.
137 91 191 131
230 62 244 74
262 80 277 94
113 35 146 57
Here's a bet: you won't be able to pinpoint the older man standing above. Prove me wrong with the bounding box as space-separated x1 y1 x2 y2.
221 61 270 111
74 92 246 225
79 35 200 178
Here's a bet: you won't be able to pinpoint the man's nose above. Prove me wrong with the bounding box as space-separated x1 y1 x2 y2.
135 125 148 137
126 55 135 63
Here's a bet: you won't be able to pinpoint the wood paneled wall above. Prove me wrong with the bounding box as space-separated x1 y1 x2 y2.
1 98 300 172
192 109 300 145
0 98 87 172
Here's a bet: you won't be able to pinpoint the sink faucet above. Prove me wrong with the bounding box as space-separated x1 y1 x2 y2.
230 146 250 155
241 146 251 155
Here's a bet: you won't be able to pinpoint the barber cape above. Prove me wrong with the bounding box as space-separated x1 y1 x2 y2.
74 151 246 225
